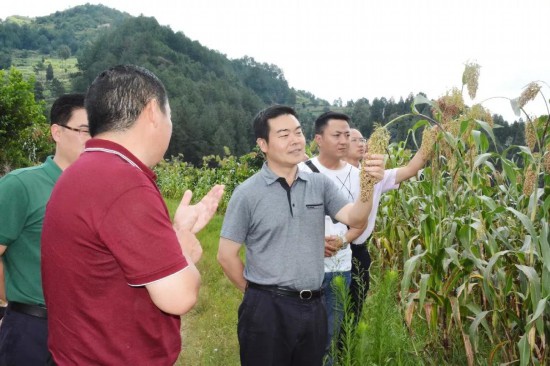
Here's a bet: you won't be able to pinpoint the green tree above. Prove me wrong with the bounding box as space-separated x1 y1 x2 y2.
34 80 45 101
0 68 51 173
46 63 54 81
58 44 71 68
50 78 66 97
0 51 11 70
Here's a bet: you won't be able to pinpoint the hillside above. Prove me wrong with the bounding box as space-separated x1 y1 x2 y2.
1 4 524 164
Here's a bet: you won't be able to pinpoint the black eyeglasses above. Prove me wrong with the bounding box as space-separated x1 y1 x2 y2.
59 124 90 136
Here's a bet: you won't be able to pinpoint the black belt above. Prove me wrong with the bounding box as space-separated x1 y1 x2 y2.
247 282 323 300
7 301 47 319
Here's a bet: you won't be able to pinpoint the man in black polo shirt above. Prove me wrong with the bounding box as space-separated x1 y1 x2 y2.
217 105 384 366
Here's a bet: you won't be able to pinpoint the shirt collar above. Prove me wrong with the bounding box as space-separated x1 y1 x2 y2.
43 156 62 183
84 139 157 181
260 162 310 185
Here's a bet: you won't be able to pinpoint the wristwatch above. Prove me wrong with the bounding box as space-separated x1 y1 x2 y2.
338 234 350 250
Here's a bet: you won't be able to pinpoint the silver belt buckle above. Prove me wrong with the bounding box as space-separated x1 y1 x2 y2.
299 290 313 300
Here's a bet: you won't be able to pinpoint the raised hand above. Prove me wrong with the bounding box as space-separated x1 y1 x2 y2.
173 184 225 234
362 153 385 182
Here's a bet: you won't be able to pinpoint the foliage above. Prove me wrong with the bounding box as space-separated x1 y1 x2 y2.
72 15 272 164
0 4 130 56
156 146 264 214
377 75 549 365
346 269 424 365
0 67 51 173
45 63 53 81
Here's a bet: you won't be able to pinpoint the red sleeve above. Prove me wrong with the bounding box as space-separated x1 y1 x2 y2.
99 185 188 286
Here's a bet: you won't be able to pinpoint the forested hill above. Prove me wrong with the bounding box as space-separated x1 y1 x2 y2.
0 4 131 57
1 4 524 164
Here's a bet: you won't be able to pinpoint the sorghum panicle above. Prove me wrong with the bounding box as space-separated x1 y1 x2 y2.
522 166 536 197
360 126 389 202
524 120 537 151
518 82 541 109
462 62 481 100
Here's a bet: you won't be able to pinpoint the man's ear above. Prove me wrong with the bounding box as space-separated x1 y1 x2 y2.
257 138 268 153
314 133 322 146
143 99 158 127
51 124 61 143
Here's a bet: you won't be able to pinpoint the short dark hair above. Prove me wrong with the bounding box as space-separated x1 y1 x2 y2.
85 65 168 137
314 111 350 135
50 94 85 126
253 105 298 142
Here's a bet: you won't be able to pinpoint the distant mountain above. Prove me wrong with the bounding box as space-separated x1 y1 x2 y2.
0 4 131 57
0 5 308 163
0 4 522 163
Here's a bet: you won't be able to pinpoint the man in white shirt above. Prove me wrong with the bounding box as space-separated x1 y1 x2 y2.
299 112 364 360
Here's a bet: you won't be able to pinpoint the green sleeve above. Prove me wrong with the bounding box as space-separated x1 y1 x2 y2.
0 174 29 245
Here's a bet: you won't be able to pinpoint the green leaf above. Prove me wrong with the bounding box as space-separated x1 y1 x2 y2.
501 159 517 188
473 153 493 169
412 94 432 114
510 98 521 117
400 251 426 303
506 207 537 241
539 221 550 272
485 251 510 276
478 195 497 211
518 146 534 157
468 310 490 352
517 332 530 366
516 264 542 311
419 273 430 309
474 119 498 152
526 297 549 327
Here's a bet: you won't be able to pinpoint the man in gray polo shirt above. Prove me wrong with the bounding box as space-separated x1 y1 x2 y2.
217 105 384 366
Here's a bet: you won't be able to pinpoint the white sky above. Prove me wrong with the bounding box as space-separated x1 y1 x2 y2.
2 0 549 122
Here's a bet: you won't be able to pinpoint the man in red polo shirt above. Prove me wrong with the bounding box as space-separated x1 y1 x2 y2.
41 65 224 365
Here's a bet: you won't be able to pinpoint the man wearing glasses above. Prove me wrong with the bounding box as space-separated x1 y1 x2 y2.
0 94 89 365
347 129 367 168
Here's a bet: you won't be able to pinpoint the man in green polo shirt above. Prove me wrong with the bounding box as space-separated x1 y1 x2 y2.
0 93 90 365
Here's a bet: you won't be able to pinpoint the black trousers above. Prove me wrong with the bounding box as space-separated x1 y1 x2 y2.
0 306 48 366
350 243 372 323
238 287 327 366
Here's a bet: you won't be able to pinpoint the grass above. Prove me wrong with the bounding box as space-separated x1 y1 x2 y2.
177 214 241 366
165 199 242 366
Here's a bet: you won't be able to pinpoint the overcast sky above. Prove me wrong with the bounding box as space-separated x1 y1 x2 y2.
2 0 549 122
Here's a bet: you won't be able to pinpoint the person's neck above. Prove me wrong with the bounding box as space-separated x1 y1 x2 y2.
266 160 298 186
317 153 345 170
95 131 153 168
52 154 70 171
344 157 361 168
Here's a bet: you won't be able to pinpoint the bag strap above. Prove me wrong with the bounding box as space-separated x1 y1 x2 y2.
305 159 320 173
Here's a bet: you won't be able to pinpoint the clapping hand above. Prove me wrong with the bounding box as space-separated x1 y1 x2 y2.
173 185 225 234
